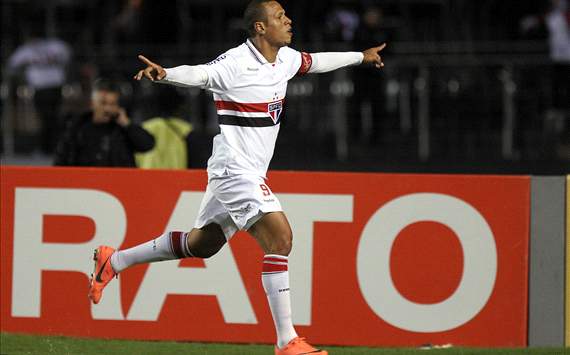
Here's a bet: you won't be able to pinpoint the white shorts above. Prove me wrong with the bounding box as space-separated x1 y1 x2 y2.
194 174 283 240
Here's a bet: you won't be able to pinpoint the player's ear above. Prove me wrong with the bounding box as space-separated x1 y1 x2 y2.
254 21 266 34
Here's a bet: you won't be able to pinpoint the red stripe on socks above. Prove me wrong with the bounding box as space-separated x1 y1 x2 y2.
170 231 186 259
263 255 288 273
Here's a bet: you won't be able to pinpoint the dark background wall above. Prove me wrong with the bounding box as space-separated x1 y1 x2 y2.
1 0 568 174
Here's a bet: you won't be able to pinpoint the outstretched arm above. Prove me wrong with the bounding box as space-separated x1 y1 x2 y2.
307 43 386 74
134 55 208 87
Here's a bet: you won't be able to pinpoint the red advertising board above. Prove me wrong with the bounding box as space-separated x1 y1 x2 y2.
0 167 530 347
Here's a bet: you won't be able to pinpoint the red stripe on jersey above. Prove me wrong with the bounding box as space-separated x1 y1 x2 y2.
297 52 313 76
263 262 288 273
215 100 283 113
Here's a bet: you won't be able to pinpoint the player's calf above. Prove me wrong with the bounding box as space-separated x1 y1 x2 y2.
185 224 227 258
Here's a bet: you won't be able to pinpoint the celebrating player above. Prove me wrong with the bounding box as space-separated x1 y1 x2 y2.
89 1 386 354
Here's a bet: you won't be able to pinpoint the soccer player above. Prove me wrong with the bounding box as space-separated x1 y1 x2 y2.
89 1 386 354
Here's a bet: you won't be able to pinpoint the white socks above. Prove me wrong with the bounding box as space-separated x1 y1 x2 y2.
262 254 298 349
109 238 297 349
110 231 192 273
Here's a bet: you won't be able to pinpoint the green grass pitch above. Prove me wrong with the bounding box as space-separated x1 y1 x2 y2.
1 333 567 354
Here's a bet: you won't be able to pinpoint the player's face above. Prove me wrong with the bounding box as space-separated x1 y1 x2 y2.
91 90 120 123
262 1 293 47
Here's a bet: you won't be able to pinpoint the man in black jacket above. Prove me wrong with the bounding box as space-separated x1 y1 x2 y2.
54 79 154 167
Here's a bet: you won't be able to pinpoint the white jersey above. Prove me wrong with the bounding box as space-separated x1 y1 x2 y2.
162 39 363 178
197 39 313 178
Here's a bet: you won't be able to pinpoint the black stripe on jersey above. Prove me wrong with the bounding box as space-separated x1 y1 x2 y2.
218 115 278 127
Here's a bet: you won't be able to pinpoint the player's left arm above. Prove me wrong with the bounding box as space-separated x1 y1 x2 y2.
300 43 386 75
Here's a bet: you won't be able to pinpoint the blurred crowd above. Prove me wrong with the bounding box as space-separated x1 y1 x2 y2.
1 0 568 173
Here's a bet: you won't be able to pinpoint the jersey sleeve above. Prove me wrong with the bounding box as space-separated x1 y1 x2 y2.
296 52 313 76
162 65 208 87
279 46 313 78
307 52 363 73
196 53 240 94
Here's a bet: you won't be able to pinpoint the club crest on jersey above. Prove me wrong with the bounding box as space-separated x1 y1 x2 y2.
268 101 283 124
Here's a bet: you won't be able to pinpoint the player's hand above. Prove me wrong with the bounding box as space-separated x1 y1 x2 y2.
134 55 166 81
362 43 387 69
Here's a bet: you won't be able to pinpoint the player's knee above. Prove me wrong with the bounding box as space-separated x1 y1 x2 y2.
271 231 292 256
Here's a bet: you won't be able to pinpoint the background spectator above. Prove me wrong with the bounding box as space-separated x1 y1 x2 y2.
520 0 569 158
135 85 193 169
7 21 72 154
54 79 154 167
351 5 391 146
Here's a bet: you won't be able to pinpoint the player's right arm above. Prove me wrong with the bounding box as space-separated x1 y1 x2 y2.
134 54 238 91
133 54 208 87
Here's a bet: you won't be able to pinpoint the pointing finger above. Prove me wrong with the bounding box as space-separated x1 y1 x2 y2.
376 43 387 52
138 54 155 67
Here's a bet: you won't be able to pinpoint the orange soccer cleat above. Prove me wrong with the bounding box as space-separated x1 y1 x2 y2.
88 246 117 304
275 337 328 355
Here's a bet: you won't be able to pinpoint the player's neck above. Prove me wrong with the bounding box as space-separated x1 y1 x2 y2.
250 37 279 63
